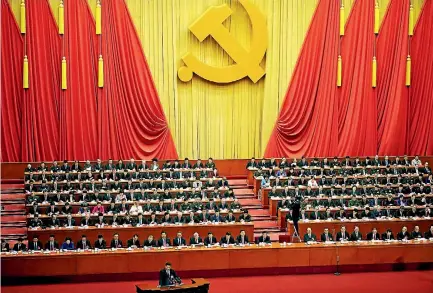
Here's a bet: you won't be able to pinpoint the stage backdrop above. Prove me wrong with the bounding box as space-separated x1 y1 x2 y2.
2 0 431 162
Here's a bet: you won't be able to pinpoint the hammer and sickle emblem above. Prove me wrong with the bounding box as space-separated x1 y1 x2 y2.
178 0 267 84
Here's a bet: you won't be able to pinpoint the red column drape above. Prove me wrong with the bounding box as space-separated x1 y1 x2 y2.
409 0 433 155
337 0 377 156
97 0 178 160
265 0 339 157
376 0 410 155
59 0 99 160
21 0 62 161
1 0 23 162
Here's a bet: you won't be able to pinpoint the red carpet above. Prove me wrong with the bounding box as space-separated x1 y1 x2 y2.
3 271 433 293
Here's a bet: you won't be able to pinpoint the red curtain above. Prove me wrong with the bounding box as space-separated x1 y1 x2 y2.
1 0 23 162
98 0 178 160
337 0 377 156
376 0 409 155
59 0 99 160
265 0 340 157
409 0 433 155
21 0 62 161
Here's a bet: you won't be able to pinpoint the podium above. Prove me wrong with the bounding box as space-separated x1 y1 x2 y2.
136 278 210 293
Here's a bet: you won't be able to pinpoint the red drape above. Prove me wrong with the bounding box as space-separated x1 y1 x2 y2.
59 0 99 160
265 0 339 157
1 0 23 162
337 0 377 156
409 0 433 155
98 0 178 160
21 0 62 161
376 0 409 155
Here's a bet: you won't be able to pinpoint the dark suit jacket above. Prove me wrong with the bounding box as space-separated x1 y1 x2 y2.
94 239 107 249
257 236 271 244
320 233 333 242
189 237 203 245
382 232 395 240
425 231 433 239
143 239 157 247
220 236 235 245
44 241 60 250
172 237 187 246
76 240 92 249
336 232 349 241
1 243 10 252
157 238 171 247
350 232 363 241
303 233 316 242
13 243 27 251
236 235 249 244
127 239 141 248
159 269 178 286
366 232 381 240
110 239 123 248
397 231 411 240
28 241 43 251
204 236 218 246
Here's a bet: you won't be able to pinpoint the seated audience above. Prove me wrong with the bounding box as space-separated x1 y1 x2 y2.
94 234 107 249
61 237 75 250
45 235 59 251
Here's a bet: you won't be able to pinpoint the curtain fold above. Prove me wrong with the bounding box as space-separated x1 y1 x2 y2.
59 0 99 160
21 0 62 161
1 0 23 162
409 0 433 155
264 0 340 157
337 0 377 156
376 0 410 155
97 0 178 160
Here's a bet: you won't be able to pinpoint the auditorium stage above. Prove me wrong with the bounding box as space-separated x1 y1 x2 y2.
3 241 433 284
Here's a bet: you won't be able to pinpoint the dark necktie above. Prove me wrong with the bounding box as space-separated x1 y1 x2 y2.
34 242 37 250
51 242 54 250
115 240 118 247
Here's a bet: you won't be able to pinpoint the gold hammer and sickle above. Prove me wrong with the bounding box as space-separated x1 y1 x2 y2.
178 0 268 84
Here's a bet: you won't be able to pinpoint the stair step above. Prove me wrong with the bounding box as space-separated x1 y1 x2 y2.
227 179 248 186
1 193 26 200
248 209 271 216
233 189 254 195
1 184 24 190
254 228 281 233
235 195 256 199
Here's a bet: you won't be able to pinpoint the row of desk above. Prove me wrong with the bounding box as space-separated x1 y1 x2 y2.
26 223 254 244
3 241 433 277
275 214 433 236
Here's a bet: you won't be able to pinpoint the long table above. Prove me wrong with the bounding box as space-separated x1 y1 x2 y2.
26 223 254 245
3 241 433 277
278 216 433 237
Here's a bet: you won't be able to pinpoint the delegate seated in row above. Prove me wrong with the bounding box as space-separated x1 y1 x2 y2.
28 198 241 215
247 155 428 169
27 187 236 204
302 225 433 242
28 210 252 228
285 206 432 221
276 193 432 209
5 230 269 252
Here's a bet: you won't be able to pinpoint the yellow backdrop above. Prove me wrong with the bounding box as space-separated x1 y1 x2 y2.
9 0 425 159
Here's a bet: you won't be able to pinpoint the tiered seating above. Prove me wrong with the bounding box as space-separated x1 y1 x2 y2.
17 158 253 249
249 155 432 238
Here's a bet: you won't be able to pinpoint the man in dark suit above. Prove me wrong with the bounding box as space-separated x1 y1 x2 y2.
411 226 423 239
320 228 333 242
257 231 271 244
13 238 27 251
143 235 157 247
45 235 59 251
239 210 252 222
336 226 349 241
236 230 249 245
425 225 433 239
382 229 395 241
127 234 140 248
246 157 258 169
220 232 235 245
303 227 317 242
94 234 107 249
80 214 93 227
350 226 363 241
29 236 43 251
159 262 180 287
204 232 217 246
172 231 187 246
63 214 76 227
397 226 411 240
157 231 171 247
189 232 203 245
110 233 123 248
366 228 381 241
77 235 92 250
